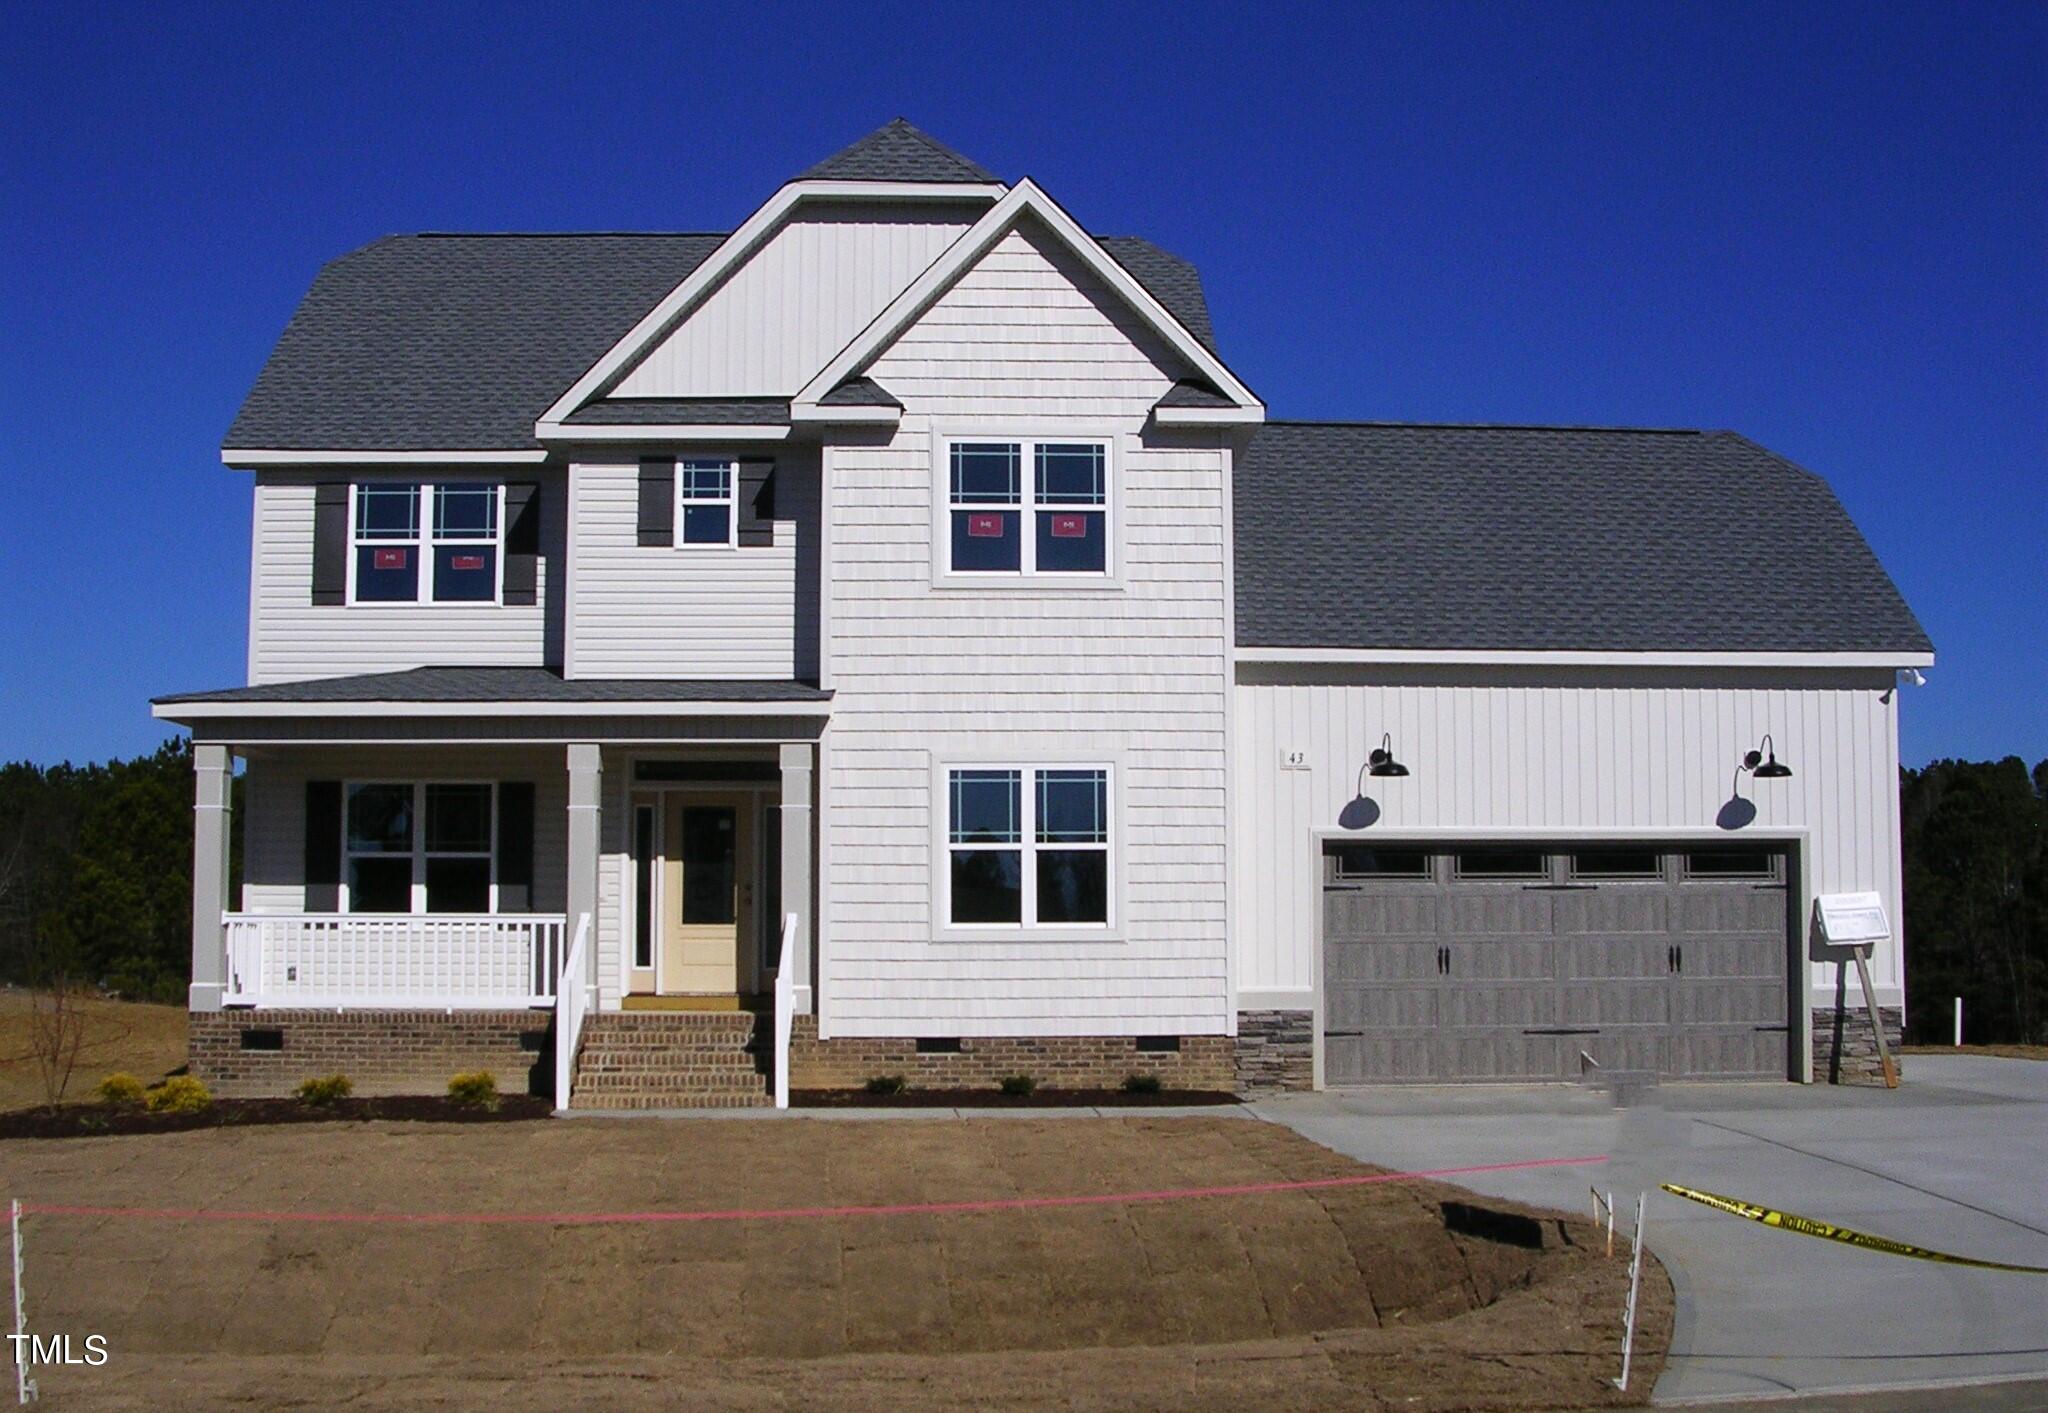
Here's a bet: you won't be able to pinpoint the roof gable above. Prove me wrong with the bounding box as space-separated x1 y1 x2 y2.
798 119 1000 184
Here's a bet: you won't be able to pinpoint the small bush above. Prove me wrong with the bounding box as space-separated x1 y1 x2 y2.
864 1074 907 1096
1122 1072 1162 1095
999 1074 1037 1097
447 1070 499 1109
144 1075 212 1114
295 1074 354 1106
97 1072 147 1106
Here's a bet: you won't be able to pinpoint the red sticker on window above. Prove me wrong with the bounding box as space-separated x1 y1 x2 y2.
451 555 485 571
373 548 409 570
1050 514 1089 539
967 513 1006 538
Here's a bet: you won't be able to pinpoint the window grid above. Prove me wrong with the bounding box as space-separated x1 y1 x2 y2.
945 767 1111 928
340 781 498 915
348 482 505 604
676 458 737 548
945 438 1109 576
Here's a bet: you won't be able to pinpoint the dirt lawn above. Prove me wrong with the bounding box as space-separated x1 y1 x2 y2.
2 1115 1670 1410
0 991 187 1110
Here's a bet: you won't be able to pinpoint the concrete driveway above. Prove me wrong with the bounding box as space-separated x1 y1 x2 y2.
1252 1055 2048 1405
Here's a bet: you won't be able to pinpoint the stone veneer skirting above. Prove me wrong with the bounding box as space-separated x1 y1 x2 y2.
189 1010 553 1099
1811 1003 1905 1086
785 1017 1235 1092
1233 1009 1314 1093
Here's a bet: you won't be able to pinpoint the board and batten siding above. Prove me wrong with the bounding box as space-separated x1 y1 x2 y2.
238 746 568 913
246 471 561 685
822 217 1232 1038
565 447 818 679
1233 666 1906 1008
613 201 986 398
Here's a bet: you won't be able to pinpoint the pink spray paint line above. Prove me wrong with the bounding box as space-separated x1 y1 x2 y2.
21 1154 1606 1229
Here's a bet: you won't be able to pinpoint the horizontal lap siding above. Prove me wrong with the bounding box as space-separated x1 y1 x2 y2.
247 472 559 684
239 746 568 913
824 220 1229 1037
1233 671 1904 1005
566 449 815 678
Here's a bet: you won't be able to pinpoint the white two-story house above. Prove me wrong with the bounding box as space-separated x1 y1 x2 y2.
154 121 1932 1105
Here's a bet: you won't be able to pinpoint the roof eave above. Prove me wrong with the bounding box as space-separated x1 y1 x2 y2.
1235 646 1936 669
222 448 550 469
152 697 834 723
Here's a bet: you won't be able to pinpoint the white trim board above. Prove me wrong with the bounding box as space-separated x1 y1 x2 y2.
154 699 834 721
224 449 550 468
791 179 1264 418
537 423 791 444
1238 647 1936 669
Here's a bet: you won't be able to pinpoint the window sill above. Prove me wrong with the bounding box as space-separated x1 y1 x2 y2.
931 924 1125 944
929 574 1125 595
342 600 511 609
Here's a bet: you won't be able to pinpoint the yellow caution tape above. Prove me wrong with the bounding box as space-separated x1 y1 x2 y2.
1661 1183 2048 1274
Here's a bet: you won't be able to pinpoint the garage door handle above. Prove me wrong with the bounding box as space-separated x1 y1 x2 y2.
1523 1027 1599 1036
1438 946 1450 975
1753 1024 1789 1033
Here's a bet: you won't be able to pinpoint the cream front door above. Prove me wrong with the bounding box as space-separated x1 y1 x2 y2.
660 794 752 994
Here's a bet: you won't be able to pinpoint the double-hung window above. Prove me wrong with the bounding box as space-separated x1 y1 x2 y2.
945 439 1109 576
343 782 496 913
677 459 738 547
945 767 1111 928
350 483 502 603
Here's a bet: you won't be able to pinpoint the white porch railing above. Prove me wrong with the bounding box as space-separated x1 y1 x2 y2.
222 912 566 1009
553 912 593 1110
773 911 797 1110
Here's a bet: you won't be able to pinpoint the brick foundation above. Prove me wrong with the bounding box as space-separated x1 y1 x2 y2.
1811 1004 1905 1086
1234 1009 1314 1093
190 1010 553 1099
785 1016 1234 1092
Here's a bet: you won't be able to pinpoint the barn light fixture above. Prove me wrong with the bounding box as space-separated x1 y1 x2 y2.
1742 735 1792 780
1367 733 1410 778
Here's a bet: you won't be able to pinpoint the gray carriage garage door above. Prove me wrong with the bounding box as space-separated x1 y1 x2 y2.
1322 842 1793 1083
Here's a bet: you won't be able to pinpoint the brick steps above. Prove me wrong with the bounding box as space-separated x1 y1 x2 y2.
567 1011 772 1109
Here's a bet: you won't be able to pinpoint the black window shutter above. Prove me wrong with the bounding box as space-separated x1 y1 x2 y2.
503 481 541 605
304 780 342 912
312 484 348 604
497 782 536 890
637 458 674 546
737 460 776 547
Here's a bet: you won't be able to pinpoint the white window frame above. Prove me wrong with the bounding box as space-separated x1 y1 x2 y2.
345 481 506 606
931 432 1117 584
339 780 499 915
675 457 740 550
932 760 1118 940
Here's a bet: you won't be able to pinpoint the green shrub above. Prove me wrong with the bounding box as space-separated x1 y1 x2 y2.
447 1070 499 1109
97 1072 147 1106
864 1074 907 1096
144 1075 212 1114
999 1074 1037 1097
295 1074 354 1106
1122 1072 1162 1095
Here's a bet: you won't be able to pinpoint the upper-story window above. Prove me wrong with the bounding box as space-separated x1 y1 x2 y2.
944 439 1109 576
677 459 738 547
350 483 503 603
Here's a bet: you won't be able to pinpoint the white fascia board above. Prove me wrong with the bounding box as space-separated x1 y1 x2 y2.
153 698 834 722
536 422 791 444
791 178 1265 415
787 404 901 425
222 449 550 468
1153 406 1266 427
1237 646 1938 669
535 181 1006 433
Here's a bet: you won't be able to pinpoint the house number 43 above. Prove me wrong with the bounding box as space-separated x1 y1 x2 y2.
1281 749 1309 770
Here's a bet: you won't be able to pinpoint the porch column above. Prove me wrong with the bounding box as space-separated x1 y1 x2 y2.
189 743 232 1012
778 741 814 1013
566 743 602 989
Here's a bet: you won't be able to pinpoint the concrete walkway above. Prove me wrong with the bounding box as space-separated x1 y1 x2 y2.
1252 1055 2048 1406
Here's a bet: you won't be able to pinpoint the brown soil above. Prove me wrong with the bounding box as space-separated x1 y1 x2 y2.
1 1115 1669 1409
794 1086 1240 1107
0 990 187 1109
1901 1043 2048 1060
0 1092 551 1139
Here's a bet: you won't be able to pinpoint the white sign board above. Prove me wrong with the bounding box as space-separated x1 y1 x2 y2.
1815 891 1891 948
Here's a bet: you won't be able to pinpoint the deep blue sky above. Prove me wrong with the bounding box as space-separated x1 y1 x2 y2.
3 3 2041 768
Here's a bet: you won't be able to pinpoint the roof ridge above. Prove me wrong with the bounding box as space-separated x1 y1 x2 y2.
1265 419 1704 435
797 118 1000 184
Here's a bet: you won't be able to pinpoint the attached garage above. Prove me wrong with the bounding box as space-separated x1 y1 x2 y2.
1321 841 1795 1084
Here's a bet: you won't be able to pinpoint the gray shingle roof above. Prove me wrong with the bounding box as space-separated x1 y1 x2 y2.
564 398 789 426
226 234 1213 451
154 666 830 705
1235 423 1930 654
798 119 1000 184
1156 378 1234 409
820 376 902 408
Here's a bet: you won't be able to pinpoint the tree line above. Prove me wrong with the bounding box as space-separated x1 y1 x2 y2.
0 741 2041 1040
